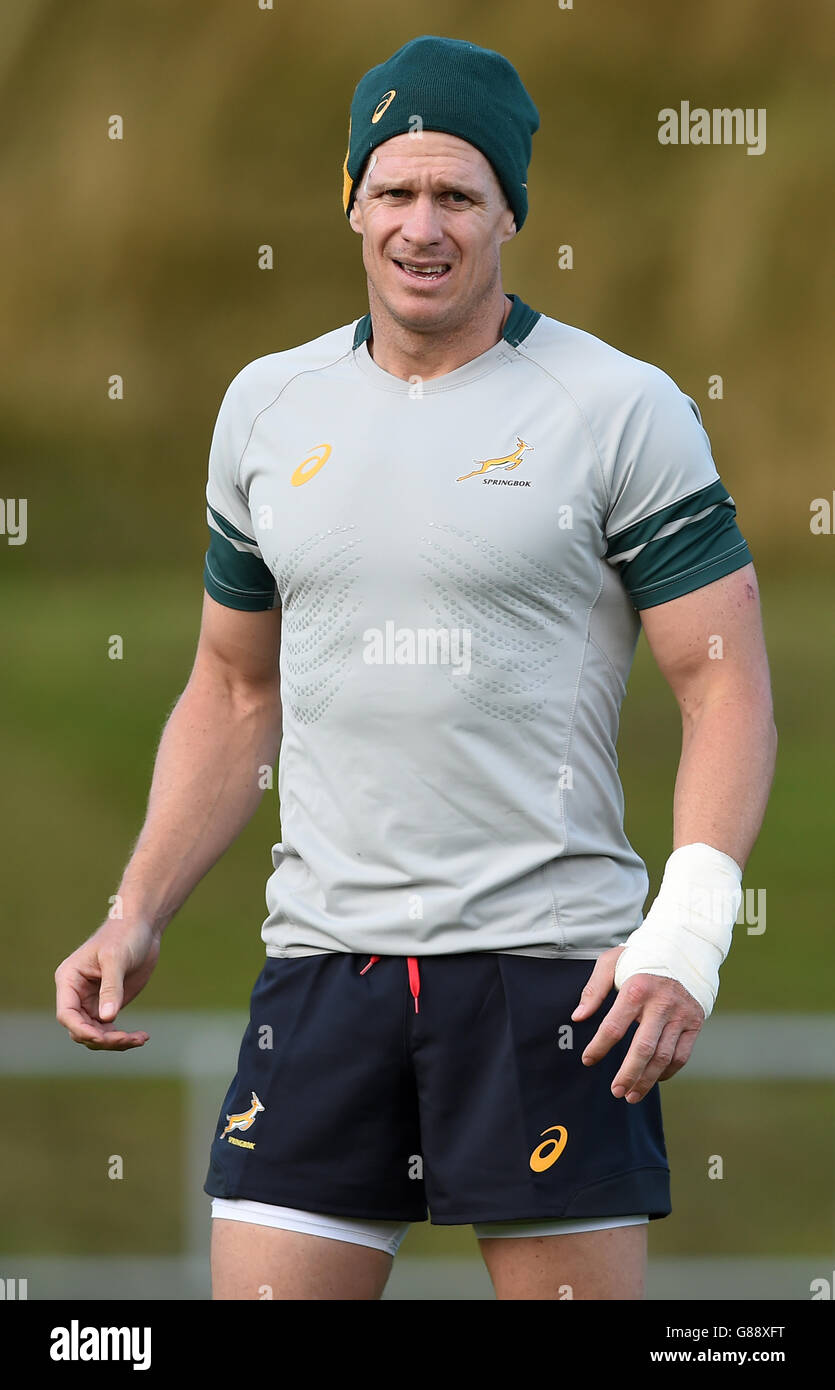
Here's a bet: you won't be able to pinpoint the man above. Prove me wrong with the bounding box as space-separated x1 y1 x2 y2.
55 36 777 1301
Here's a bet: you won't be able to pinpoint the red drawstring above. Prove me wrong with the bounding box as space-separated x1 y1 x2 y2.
359 955 421 1013
407 956 420 1013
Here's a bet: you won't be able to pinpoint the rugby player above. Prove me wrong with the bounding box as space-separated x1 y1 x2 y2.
55 36 777 1300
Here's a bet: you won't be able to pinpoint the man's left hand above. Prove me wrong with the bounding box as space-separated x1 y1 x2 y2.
571 946 705 1102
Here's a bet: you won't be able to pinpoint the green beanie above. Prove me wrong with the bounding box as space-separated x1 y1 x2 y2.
342 35 539 230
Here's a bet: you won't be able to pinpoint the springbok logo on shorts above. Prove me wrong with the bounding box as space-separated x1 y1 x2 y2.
529 1124 568 1172
222 1091 265 1140
457 437 534 482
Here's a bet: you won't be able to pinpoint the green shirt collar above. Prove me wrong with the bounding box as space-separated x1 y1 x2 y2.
351 292 541 351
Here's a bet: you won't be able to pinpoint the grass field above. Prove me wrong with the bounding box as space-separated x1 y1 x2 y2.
1 569 832 1262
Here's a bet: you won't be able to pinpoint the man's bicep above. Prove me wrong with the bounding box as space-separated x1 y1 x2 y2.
192 591 282 693
638 563 773 712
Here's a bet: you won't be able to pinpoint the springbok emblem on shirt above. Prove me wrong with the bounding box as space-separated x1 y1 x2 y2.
221 1091 265 1138
457 437 534 481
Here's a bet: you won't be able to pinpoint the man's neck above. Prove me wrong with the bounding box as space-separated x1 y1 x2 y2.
366 292 514 382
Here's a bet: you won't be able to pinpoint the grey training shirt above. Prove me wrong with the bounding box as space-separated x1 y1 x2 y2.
203 294 753 960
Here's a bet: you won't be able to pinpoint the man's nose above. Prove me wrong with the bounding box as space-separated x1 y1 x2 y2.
400 193 444 243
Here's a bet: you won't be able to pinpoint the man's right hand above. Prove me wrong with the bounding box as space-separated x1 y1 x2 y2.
55 920 160 1050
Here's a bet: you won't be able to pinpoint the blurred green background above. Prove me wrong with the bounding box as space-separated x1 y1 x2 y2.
1 0 832 1296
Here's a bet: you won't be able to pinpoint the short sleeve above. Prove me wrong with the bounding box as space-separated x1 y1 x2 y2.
603 370 752 610
202 370 279 612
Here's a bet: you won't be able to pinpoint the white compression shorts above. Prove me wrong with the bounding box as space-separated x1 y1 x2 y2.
211 1197 648 1256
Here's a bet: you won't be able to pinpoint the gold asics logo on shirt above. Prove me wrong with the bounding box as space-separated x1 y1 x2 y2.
291 444 332 487
457 436 534 482
529 1124 568 1172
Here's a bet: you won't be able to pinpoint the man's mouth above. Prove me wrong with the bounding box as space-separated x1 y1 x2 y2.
392 259 452 284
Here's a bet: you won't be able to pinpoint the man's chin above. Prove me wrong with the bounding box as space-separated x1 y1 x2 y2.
383 284 459 333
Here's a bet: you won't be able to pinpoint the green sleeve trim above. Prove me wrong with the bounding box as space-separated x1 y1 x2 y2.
605 478 729 558
208 503 256 547
620 502 753 608
203 531 278 611
631 542 753 609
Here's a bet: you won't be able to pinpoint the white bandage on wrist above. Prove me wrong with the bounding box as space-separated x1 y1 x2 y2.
613 843 743 1019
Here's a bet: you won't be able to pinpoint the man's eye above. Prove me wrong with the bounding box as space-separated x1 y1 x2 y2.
445 192 470 203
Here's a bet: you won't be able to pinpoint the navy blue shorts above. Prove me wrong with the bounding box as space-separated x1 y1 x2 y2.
204 952 671 1225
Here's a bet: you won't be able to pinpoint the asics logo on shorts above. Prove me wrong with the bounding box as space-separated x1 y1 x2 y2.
529 1124 568 1171
221 1091 265 1138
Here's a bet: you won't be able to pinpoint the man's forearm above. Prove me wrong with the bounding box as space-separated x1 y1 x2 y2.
672 694 777 871
115 675 282 935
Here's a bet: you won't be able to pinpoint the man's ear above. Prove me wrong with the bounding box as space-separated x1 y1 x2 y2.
348 197 363 235
496 188 516 243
